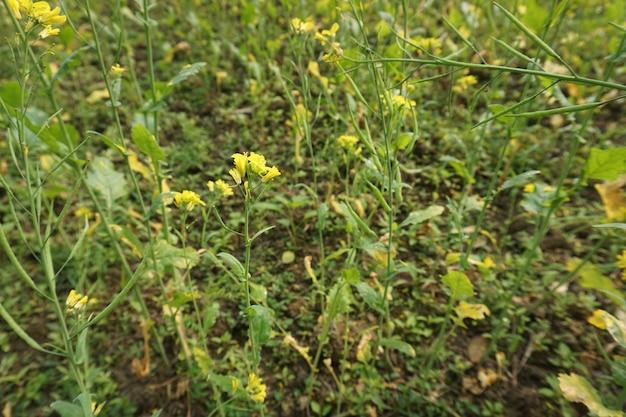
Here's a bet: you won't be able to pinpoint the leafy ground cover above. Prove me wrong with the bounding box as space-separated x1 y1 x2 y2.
1 1 626 416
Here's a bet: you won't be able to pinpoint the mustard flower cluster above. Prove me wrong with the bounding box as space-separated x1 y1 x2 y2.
245 373 267 403
315 23 343 62
206 179 234 198
66 289 88 313
8 0 67 39
229 152 281 185
337 135 362 156
290 17 314 34
173 190 206 212
453 74 478 93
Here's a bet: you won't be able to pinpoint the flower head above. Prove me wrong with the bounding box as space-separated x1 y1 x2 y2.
8 0 21 18
173 190 206 212
617 250 626 270
232 153 248 178
207 179 234 198
245 373 267 403
247 152 268 175
66 289 88 313
12 0 66 38
110 64 126 78
291 17 314 34
261 166 281 183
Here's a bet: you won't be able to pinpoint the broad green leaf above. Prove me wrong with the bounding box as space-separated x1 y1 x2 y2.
399 205 444 228
247 305 271 346
558 373 624 417
327 281 352 321
86 157 128 208
353 282 382 308
131 124 166 162
441 271 474 300
584 148 626 181
378 338 416 357
250 282 267 304
501 170 541 190
216 252 245 280
50 401 84 417
153 240 199 272
0 81 21 109
209 372 239 393
342 267 361 284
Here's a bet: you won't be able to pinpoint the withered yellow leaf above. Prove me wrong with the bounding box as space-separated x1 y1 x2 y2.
595 174 626 221
558 373 623 417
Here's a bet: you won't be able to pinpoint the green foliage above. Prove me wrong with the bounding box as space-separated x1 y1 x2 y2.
1 0 625 415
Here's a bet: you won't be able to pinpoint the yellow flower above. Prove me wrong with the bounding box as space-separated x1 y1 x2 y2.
8 0 21 18
261 166 281 183
173 190 206 211
247 152 268 175
232 153 248 177
337 135 359 149
315 23 339 45
110 63 126 78
207 179 234 198
38 25 59 38
66 289 88 312
245 373 267 403
452 75 478 93
616 250 626 269
523 183 535 193
36 4 66 26
291 17 314 34
229 168 242 185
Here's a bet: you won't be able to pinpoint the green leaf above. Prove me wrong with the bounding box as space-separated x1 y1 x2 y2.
353 282 382 308
247 305 271 346
327 281 352 321
441 271 474 300
342 267 361 284
167 62 207 87
75 328 89 365
131 124 166 162
441 156 475 184
216 252 245 280
611 360 626 388
584 148 626 181
378 338 416 357
50 401 84 417
153 240 199 272
501 170 541 190
0 81 21 109
250 282 267 304
399 205 444 228
86 157 128 208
